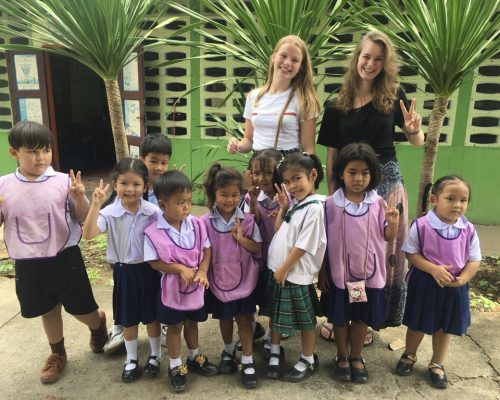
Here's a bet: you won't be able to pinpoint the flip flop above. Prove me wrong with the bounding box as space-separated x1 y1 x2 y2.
319 321 335 342
363 328 373 347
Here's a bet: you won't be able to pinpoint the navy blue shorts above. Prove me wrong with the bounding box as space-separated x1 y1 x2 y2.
113 262 160 327
14 246 99 318
156 292 208 325
205 289 256 320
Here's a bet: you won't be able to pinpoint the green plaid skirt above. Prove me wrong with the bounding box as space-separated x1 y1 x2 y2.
259 269 322 336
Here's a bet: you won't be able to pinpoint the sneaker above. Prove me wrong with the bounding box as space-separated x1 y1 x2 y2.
40 353 67 384
186 353 218 376
103 325 125 355
168 364 188 392
161 325 168 348
89 310 107 353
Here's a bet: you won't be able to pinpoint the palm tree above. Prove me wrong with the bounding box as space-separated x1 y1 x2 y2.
359 0 500 215
168 0 351 139
0 0 174 160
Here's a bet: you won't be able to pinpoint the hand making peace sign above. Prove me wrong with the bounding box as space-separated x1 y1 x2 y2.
91 179 110 206
400 98 422 134
69 169 86 199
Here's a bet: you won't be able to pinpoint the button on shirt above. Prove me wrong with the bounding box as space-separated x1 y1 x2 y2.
97 198 161 264
402 210 481 261
144 214 210 262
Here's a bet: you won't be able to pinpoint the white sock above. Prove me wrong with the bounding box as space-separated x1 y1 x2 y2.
148 335 161 360
124 339 138 370
269 344 281 366
223 342 235 359
169 357 182 370
263 327 272 341
294 353 314 372
188 347 199 361
241 354 255 374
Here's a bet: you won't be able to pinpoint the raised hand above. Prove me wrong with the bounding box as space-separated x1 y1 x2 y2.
248 185 260 205
274 183 289 210
172 163 186 172
227 138 240 154
384 204 400 226
69 170 86 199
91 179 110 206
231 217 244 242
400 98 422 133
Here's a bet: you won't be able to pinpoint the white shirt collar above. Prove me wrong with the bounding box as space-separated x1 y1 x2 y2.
106 198 158 217
257 190 273 202
332 188 378 207
157 214 193 233
426 209 467 230
210 206 245 220
15 165 56 181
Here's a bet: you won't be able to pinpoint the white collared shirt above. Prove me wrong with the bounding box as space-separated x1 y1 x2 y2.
332 188 381 215
143 214 210 262
402 210 481 261
97 198 161 263
210 206 262 242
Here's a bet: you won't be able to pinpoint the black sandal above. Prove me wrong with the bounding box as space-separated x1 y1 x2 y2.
428 362 447 389
395 353 417 376
349 356 368 383
334 355 351 382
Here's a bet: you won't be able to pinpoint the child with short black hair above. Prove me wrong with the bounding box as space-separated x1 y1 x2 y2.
140 133 173 206
0 121 108 384
144 170 218 392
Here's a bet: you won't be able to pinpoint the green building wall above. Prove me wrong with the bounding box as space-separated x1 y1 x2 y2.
0 2 499 223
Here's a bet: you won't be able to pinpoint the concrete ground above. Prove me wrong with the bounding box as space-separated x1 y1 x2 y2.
0 215 498 399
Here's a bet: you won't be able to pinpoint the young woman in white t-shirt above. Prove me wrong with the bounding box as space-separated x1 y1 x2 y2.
227 35 319 155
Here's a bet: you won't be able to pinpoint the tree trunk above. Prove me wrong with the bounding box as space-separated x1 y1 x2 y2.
416 96 449 217
104 79 129 161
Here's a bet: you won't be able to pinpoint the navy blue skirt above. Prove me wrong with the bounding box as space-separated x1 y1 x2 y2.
205 289 256 320
403 268 470 336
320 283 386 330
113 262 160 327
253 267 270 307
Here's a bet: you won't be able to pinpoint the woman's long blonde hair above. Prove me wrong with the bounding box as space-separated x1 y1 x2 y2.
254 35 319 120
335 30 400 114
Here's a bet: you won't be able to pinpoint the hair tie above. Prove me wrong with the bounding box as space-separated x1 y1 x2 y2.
302 151 309 157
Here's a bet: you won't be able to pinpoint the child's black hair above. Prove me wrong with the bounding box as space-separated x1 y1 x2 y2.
332 142 381 191
273 152 324 189
102 157 149 208
249 148 283 173
203 163 243 209
140 133 172 158
154 170 192 201
8 120 52 150
431 175 471 201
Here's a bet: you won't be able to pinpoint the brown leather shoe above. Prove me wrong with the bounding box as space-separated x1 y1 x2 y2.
89 310 107 353
40 353 67 384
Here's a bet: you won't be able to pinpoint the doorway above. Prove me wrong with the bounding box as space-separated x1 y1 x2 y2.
49 54 115 173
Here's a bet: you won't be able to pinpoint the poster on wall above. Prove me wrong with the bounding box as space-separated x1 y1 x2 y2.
129 145 139 159
14 54 40 90
124 100 141 137
123 54 139 92
18 98 43 124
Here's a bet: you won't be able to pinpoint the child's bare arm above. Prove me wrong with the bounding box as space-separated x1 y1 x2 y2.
446 260 480 287
383 204 399 242
149 260 196 285
274 247 306 287
194 247 211 288
231 218 262 254
82 179 109 240
69 170 90 222
273 183 289 232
